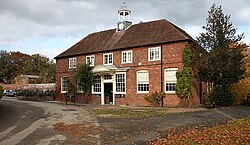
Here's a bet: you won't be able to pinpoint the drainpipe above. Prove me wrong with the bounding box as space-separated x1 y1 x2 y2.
160 46 164 107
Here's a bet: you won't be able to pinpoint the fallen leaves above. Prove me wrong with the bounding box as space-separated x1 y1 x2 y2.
54 122 96 137
149 118 250 145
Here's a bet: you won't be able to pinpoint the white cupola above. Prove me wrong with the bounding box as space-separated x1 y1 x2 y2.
117 1 132 31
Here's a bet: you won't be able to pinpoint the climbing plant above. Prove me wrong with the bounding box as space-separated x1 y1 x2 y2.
74 64 94 96
175 46 193 99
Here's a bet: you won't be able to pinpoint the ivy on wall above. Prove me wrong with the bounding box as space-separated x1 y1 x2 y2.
175 46 193 99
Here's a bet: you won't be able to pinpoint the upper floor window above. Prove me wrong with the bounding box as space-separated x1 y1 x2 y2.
86 55 95 67
103 53 113 65
137 70 149 93
122 50 132 64
165 68 178 93
61 76 68 93
148 47 161 61
69 57 77 68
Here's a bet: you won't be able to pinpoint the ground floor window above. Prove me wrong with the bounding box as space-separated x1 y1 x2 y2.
165 68 178 93
93 75 101 94
61 76 68 93
137 70 149 93
115 73 126 93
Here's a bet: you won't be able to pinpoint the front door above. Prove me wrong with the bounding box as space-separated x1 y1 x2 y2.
104 83 113 104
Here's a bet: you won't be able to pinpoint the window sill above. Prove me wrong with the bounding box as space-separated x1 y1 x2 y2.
165 92 176 95
137 92 149 94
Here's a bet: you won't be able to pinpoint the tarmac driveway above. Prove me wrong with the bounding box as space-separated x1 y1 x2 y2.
98 106 250 145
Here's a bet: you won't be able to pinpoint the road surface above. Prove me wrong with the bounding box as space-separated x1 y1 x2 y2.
0 97 100 145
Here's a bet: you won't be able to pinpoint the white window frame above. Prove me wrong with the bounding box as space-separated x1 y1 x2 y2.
61 76 68 93
122 50 132 64
69 57 77 68
164 68 178 94
86 55 95 67
137 70 149 93
148 46 161 61
103 53 113 65
115 72 126 94
92 75 101 94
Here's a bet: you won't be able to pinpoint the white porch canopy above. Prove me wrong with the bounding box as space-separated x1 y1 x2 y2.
92 65 129 74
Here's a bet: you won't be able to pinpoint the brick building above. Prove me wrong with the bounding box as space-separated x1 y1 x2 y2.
55 2 206 106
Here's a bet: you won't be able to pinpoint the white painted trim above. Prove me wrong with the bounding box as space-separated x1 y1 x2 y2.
101 77 105 105
114 72 126 94
148 46 161 61
121 50 132 64
164 68 178 94
136 70 149 93
86 55 95 67
61 76 68 93
69 57 77 68
103 53 113 65
92 75 101 94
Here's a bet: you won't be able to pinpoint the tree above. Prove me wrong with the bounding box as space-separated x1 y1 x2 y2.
0 50 12 83
24 54 56 83
230 45 250 105
74 64 94 96
197 4 244 51
10 51 30 83
197 4 246 106
0 50 55 84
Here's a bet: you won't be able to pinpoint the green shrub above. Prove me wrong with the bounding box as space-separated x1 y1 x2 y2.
203 93 215 108
0 85 4 99
209 86 234 107
144 91 166 106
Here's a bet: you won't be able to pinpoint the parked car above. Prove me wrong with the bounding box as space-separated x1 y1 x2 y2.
3 90 17 97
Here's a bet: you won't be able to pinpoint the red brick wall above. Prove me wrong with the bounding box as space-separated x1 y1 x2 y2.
55 41 202 107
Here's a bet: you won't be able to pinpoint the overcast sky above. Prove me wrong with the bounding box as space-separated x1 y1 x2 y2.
0 0 249 59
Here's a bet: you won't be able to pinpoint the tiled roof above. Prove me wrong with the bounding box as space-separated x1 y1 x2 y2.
55 19 192 58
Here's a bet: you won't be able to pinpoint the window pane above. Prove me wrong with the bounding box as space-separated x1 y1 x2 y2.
104 55 108 64
155 48 160 59
122 52 126 63
150 50 154 60
127 51 132 62
166 83 176 91
109 54 113 64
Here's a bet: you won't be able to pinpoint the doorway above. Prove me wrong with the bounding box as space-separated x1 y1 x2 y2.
104 83 113 104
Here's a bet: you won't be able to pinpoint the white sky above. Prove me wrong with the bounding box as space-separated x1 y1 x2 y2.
0 0 249 59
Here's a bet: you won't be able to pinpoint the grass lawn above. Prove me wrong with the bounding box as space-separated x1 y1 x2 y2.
90 108 169 118
149 118 250 145
90 107 206 118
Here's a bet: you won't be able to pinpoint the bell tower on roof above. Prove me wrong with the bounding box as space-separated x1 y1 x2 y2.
117 1 132 31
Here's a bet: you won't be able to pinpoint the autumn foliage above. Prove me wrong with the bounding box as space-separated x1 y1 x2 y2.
230 46 250 105
149 118 250 145
0 50 55 84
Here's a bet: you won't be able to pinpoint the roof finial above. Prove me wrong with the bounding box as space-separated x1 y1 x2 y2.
121 1 127 10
